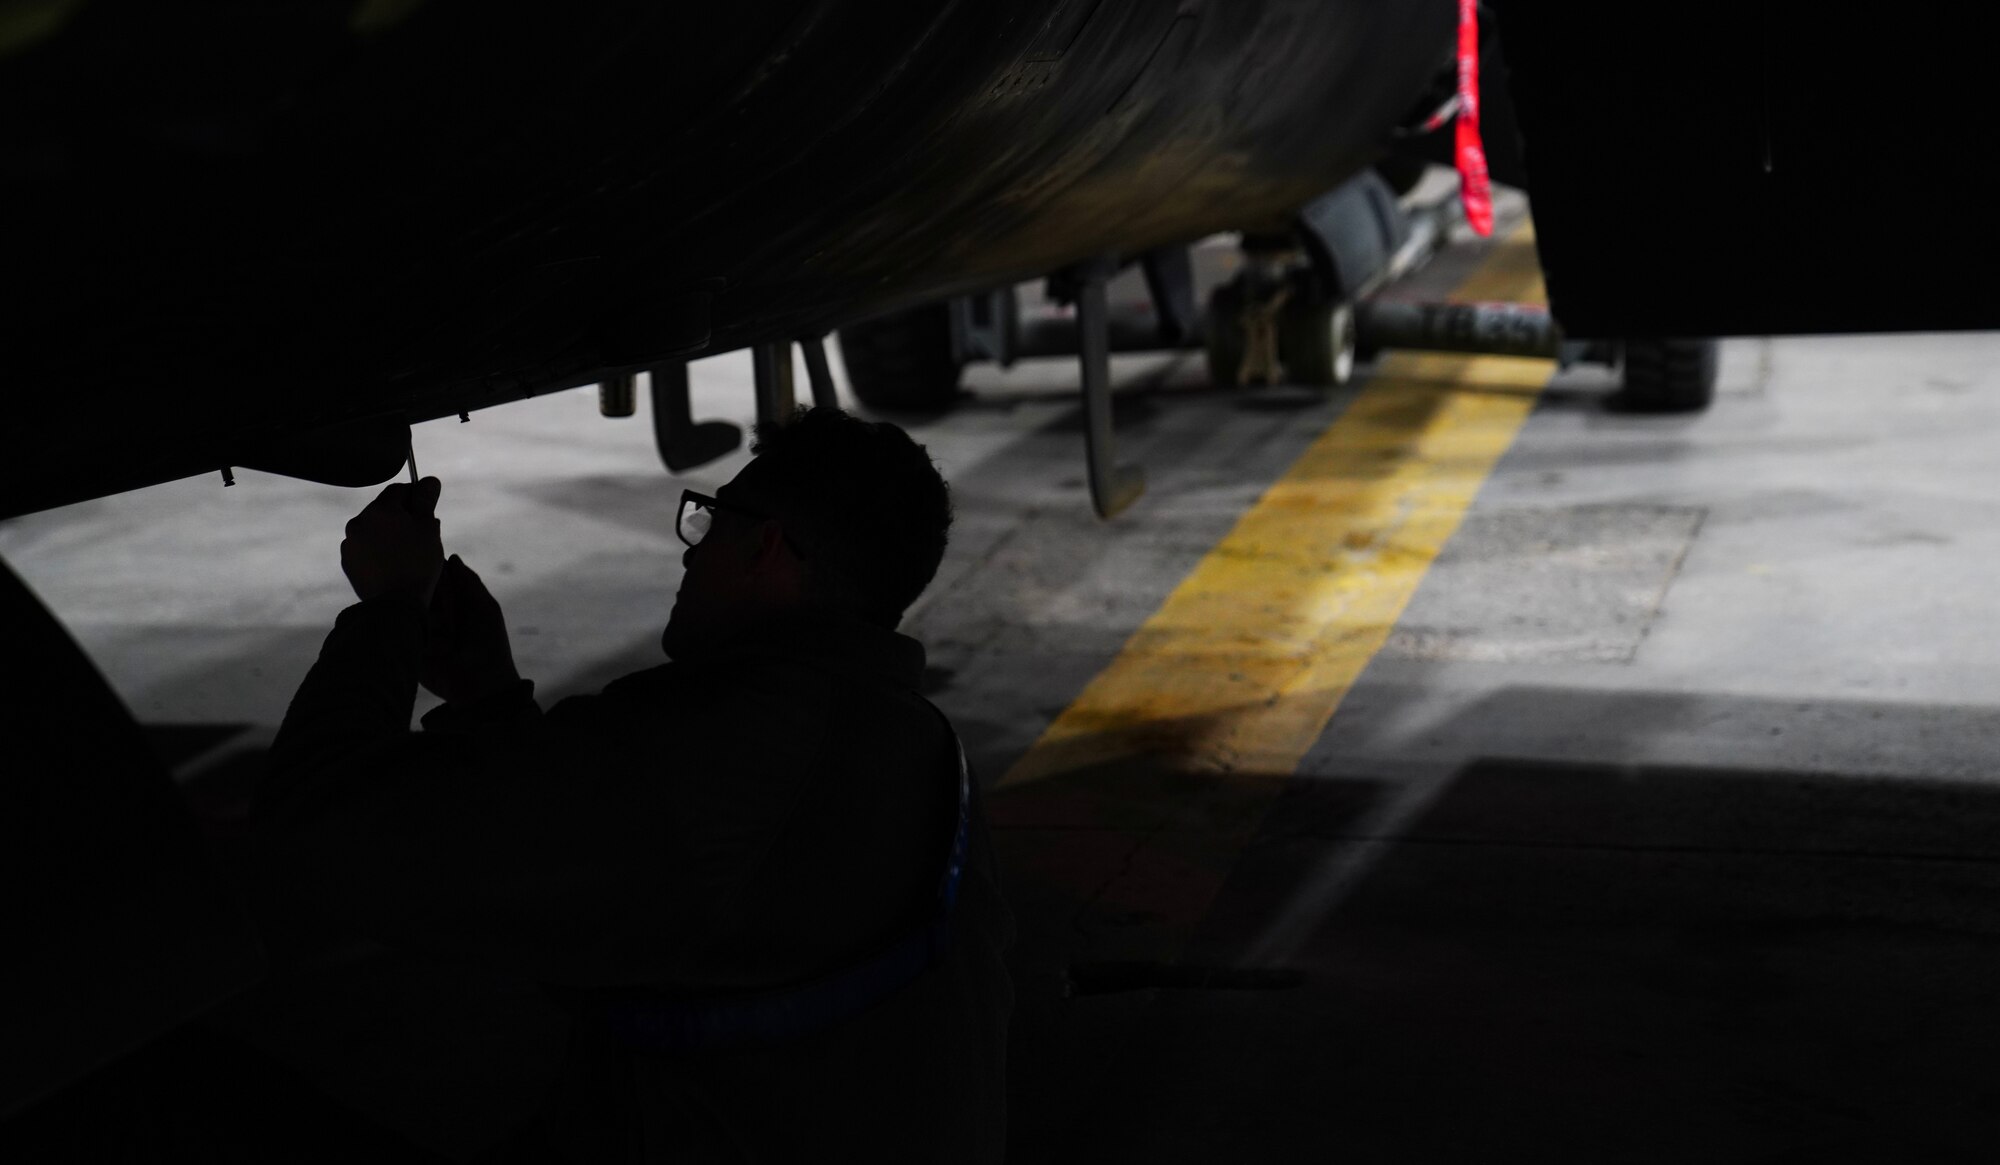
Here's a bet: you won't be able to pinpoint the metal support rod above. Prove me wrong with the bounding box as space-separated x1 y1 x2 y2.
1074 257 1146 520
800 335 839 410
1139 244 1197 346
649 361 741 473
752 342 797 428
600 371 637 417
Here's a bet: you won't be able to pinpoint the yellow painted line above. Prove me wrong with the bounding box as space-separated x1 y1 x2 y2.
1000 226 1552 788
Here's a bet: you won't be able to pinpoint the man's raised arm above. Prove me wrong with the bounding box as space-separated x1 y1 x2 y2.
258 477 448 813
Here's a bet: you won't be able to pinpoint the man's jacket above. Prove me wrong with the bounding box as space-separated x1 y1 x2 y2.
252 598 1014 1162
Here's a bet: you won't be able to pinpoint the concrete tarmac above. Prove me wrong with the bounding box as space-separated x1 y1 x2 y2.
8 213 2000 1160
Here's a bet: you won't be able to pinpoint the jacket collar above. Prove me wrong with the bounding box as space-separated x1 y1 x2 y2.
696 610 927 693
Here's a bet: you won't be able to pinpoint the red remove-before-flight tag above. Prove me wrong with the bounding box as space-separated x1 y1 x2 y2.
1455 0 1494 237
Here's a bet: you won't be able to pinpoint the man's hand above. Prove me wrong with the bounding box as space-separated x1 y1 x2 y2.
341 478 445 606
422 555 522 705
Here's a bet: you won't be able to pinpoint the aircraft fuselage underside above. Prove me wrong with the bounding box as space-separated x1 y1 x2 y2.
0 0 1455 517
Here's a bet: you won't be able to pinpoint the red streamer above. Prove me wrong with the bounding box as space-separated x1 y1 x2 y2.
1455 0 1494 237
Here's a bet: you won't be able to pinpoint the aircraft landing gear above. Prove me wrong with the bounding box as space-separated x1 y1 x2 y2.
1207 170 1400 391
1206 266 1357 389
649 362 741 473
837 303 966 412
1070 255 1146 520
1610 338 1719 414
1282 294 1358 387
798 335 841 410
648 334 841 475
750 342 796 426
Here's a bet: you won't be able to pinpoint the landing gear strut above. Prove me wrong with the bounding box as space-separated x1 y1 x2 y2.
649 362 741 473
644 332 844 476
1069 255 1146 520
799 335 840 410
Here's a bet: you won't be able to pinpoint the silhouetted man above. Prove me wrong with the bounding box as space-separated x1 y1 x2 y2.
253 406 1012 1162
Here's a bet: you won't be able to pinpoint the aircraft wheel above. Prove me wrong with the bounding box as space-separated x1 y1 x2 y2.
1612 338 1718 413
1204 282 1248 386
1279 294 1357 387
836 303 964 412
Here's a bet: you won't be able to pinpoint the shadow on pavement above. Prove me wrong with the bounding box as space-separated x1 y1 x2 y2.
997 687 2000 1163
47 680 2000 1161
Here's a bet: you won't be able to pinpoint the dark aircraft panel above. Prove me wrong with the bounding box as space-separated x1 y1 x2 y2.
0 1 1455 517
1494 2 1999 340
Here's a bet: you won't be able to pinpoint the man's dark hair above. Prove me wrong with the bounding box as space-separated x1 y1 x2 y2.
746 406 952 629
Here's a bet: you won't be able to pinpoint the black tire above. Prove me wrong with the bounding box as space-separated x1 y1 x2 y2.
836 303 964 411
1614 338 1719 413
1279 289 1357 387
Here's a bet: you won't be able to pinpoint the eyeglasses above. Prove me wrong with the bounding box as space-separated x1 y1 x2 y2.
676 488 806 559
677 489 756 548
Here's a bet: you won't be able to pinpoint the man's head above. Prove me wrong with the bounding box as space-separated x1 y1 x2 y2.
661 406 953 660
